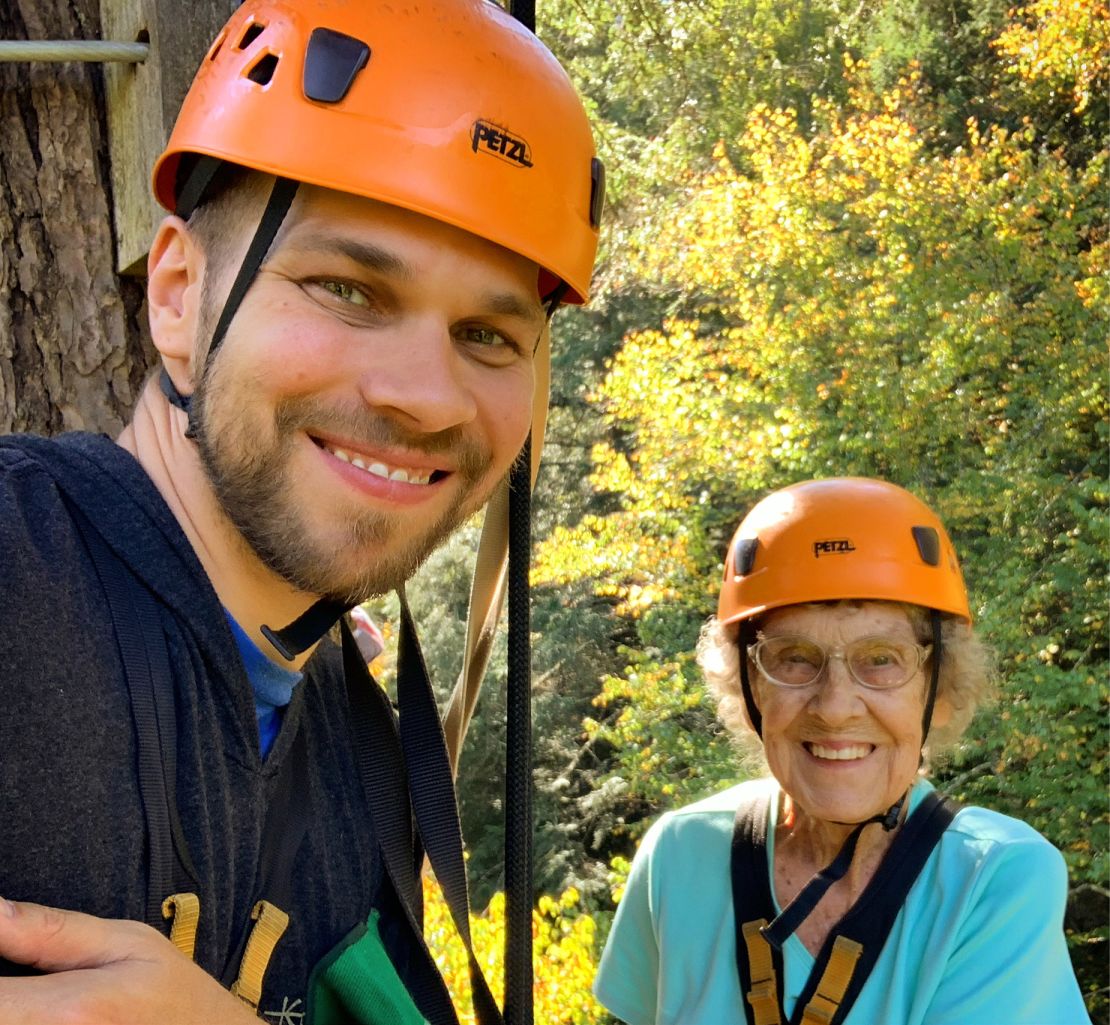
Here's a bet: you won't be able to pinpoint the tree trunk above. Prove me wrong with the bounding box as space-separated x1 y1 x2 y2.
0 0 154 438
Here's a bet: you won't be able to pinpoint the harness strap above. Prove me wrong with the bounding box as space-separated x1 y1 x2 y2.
742 920 783 1025
162 892 201 960
341 621 468 1025
798 937 862 1025
732 788 960 1025
230 900 291 1010
64 496 197 928
394 599 505 1025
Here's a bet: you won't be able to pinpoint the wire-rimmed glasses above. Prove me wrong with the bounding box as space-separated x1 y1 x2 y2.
747 634 932 690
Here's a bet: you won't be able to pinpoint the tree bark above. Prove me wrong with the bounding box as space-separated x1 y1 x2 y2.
0 0 154 438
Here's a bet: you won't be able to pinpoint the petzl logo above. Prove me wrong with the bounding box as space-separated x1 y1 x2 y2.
813 538 856 558
471 120 534 168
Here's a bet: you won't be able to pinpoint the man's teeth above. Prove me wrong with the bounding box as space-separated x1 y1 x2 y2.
808 743 871 761
327 446 433 485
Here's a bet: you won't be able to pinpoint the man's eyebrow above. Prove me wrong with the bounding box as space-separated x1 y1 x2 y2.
283 231 543 325
285 233 414 280
480 291 545 327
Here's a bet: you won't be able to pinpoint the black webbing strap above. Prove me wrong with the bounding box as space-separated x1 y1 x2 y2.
394 595 506 1025
732 790 784 1025
738 620 763 738
261 597 349 662
504 441 534 1025
760 790 907 951
65 498 197 927
732 789 960 1025
341 621 490 1025
174 154 223 221
760 824 866 951
205 175 299 374
789 789 958 1023
166 175 300 428
921 609 943 746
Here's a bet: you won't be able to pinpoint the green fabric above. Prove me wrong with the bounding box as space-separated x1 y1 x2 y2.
308 910 429 1025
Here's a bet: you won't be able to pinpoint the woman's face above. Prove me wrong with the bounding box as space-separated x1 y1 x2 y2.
752 601 950 824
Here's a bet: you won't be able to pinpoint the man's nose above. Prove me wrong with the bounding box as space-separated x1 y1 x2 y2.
357 318 478 433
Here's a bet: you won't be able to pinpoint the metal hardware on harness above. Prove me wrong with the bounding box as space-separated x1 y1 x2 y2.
161 893 201 961
0 40 148 62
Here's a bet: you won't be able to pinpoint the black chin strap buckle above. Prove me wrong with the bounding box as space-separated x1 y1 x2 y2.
261 598 350 662
881 792 908 832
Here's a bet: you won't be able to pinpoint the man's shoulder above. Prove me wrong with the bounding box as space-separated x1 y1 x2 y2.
0 431 118 500
0 435 75 539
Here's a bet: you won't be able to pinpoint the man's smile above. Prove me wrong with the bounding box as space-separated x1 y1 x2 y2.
315 439 443 486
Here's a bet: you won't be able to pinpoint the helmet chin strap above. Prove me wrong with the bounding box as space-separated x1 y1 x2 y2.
741 609 944 949
164 166 344 659
760 791 907 950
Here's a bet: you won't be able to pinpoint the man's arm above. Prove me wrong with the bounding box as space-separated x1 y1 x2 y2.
0 897 260 1025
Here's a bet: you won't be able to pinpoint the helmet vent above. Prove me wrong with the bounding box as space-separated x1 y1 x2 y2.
246 52 279 86
237 23 266 50
590 157 606 229
303 28 371 104
206 30 228 62
912 526 941 566
734 537 759 576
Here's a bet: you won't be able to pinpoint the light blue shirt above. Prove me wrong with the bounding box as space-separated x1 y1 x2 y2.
224 611 302 758
595 778 1090 1025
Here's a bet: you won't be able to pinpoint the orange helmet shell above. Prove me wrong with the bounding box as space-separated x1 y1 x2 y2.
718 478 971 627
152 0 601 303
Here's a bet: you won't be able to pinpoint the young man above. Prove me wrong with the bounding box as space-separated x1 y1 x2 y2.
0 1 601 1022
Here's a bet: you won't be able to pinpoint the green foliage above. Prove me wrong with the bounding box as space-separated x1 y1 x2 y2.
372 2 1107 1016
532 0 1108 1015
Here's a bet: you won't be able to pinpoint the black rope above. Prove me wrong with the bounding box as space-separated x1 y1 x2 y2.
504 438 534 1025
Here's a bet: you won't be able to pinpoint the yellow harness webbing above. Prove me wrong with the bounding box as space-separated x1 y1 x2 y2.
161 892 201 961
741 920 783 1025
229 900 291 1010
799 936 863 1025
742 922 862 1025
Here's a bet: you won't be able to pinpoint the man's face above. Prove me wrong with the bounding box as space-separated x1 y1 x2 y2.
190 185 543 604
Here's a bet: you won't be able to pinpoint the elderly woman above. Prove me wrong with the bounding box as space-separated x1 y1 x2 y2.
594 478 1088 1025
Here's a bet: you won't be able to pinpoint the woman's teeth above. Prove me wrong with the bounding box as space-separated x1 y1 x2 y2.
807 743 872 761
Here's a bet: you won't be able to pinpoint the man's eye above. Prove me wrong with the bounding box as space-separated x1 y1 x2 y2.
461 325 507 347
317 280 370 307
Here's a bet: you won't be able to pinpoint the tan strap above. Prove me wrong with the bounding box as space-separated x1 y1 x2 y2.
441 323 551 775
799 936 863 1025
742 919 783 1025
229 900 290 1010
161 892 201 961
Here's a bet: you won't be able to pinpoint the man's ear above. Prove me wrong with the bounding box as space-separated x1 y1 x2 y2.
147 216 207 397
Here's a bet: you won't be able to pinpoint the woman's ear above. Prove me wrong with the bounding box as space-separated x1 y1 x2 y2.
930 694 953 730
147 215 207 397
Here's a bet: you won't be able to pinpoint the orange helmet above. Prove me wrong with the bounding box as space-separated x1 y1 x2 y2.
718 478 971 626
152 0 602 303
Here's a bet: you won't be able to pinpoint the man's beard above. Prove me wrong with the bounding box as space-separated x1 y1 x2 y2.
190 363 495 606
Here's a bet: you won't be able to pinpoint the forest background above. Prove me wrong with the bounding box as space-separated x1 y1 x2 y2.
0 0 1105 1021
397 0 1109 1020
